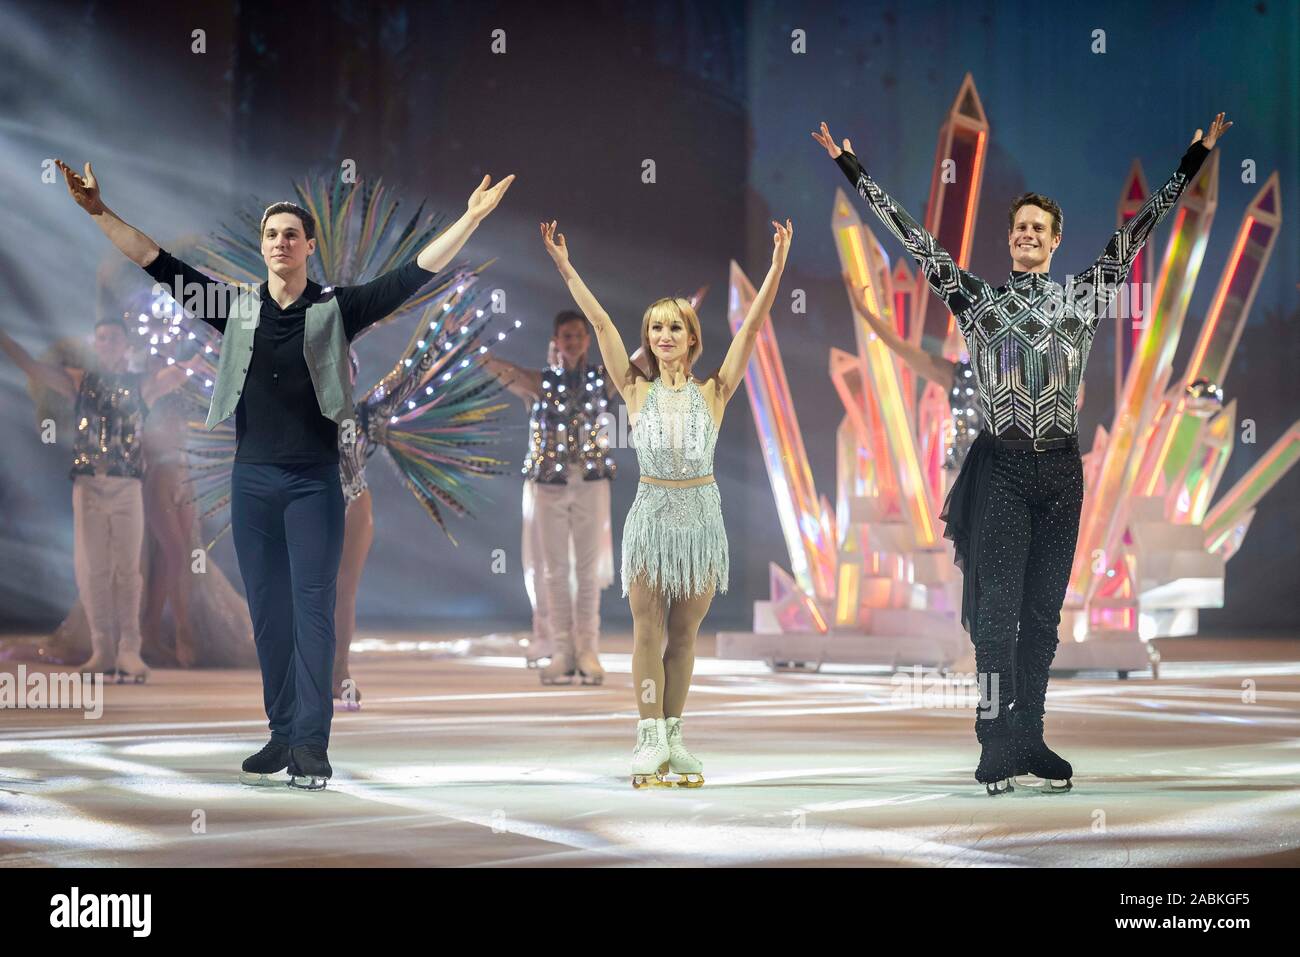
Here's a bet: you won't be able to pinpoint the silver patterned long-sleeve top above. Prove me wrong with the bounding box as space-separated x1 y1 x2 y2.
836 141 1210 440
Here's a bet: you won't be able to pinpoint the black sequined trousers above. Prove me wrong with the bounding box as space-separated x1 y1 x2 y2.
972 445 1083 743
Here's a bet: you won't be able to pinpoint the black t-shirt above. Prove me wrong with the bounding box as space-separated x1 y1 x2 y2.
143 249 434 464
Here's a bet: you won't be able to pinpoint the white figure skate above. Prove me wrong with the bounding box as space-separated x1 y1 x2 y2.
540 649 577 685
664 716 704 788
114 645 151 684
575 649 604 686
78 651 115 678
631 717 670 789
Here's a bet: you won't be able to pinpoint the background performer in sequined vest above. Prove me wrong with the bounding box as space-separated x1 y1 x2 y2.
484 310 618 685
1 319 191 682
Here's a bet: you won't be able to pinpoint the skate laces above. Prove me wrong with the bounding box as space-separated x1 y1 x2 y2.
635 723 660 752
296 744 327 762
668 724 694 757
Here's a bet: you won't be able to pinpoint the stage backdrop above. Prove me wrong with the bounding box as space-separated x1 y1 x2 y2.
1 0 1295 633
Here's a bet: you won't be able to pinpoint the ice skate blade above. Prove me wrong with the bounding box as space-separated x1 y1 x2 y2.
983 778 1015 796
1013 775 1073 793
288 775 329 791
239 772 286 787
669 773 704 788
116 673 148 685
540 673 576 686
578 673 604 686
631 774 670 789
632 761 671 789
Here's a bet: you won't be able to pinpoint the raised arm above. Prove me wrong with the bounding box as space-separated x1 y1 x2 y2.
342 174 516 340
0 329 80 399
482 355 543 404
812 123 990 318
55 160 161 268
714 219 792 405
55 160 236 333
1071 114 1227 327
841 273 956 390
539 220 636 401
415 174 515 274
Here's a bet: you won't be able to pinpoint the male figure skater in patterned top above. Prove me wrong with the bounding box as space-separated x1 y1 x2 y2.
815 113 1231 794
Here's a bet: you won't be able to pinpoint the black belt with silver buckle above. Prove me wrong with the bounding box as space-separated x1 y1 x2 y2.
992 434 1079 452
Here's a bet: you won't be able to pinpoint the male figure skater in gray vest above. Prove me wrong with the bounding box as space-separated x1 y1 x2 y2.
55 158 514 790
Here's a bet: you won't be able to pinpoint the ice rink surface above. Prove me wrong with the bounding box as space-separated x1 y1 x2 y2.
2 633 1298 867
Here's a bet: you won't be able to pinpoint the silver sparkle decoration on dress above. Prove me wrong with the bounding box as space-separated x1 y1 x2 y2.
946 355 983 469
69 370 146 479
522 361 616 484
620 379 728 600
338 406 372 504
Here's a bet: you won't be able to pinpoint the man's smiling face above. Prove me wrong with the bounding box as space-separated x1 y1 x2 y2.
261 212 316 278
1008 204 1061 271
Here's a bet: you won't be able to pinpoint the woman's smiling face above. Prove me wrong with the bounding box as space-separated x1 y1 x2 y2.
650 314 693 362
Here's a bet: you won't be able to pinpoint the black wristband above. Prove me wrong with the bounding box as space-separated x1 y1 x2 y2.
835 150 864 184
1178 141 1211 180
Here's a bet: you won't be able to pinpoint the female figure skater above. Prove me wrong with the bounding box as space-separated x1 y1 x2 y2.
840 273 984 472
139 381 200 667
540 217 793 788
139 379 258 669
331 348 372 707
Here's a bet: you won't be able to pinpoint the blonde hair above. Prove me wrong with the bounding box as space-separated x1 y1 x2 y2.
638 297 704 382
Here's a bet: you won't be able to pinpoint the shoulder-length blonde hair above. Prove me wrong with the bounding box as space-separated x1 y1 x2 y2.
637 297 711 383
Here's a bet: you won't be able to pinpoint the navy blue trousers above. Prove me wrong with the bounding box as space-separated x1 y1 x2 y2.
231 462 345 749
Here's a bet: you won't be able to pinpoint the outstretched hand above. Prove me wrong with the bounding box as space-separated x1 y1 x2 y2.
811 121 854 160
540 220 570 271
54 159 105 215
466 173 515 222
841 271 870 315
1192 112 1233 150
771 218 793 268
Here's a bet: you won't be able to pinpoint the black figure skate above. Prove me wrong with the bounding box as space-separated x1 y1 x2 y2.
239 739 290 787
288 744 332 791
975 734 1017 796
1011 709 1072 793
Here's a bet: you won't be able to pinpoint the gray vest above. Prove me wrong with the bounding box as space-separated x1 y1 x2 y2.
205 285 353 432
